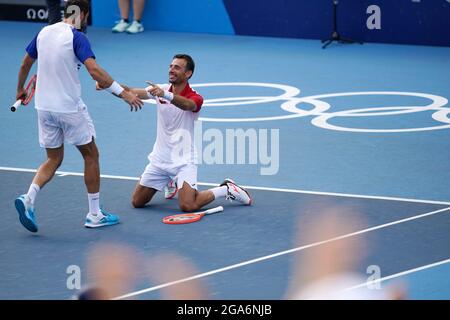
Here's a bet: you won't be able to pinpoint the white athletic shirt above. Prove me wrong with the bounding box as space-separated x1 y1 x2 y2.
26 22 95 113
148 83 203 166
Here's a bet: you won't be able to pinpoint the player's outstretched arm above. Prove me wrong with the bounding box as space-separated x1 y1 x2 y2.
84 58 143 111
124 87 153 100
169 95 197 111
96 83 151 101
84 58 115 89
146 81 197 111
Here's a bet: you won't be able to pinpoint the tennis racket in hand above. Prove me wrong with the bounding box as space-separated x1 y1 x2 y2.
162 206 224 225
11 74 37 112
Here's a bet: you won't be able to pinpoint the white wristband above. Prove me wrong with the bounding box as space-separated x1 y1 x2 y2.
163 90 174 102
144 85 158 99
106 81 124 96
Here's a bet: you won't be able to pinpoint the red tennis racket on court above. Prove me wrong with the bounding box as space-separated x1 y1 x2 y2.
162 206 224 225
11 74 37 112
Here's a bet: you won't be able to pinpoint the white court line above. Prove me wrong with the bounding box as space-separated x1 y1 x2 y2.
1 166 450 206
0 166 139 181
343 258 450 292
113 206 450 300
2 166 448 298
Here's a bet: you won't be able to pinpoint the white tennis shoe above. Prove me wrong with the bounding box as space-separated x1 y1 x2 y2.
126 21 144 34
220 178 252 205
112 19 129 33
164 179 178 199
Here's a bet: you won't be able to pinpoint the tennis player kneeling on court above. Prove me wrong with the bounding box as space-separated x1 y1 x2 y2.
13 0 143 233
121 54 252 212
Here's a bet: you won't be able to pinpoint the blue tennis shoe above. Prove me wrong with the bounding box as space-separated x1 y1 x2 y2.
15 194 38 233
84 209 119 228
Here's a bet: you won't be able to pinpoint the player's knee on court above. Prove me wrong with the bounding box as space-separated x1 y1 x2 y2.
131 184 157 208
179 201 199 213
131 194 146 208
131 198 144 208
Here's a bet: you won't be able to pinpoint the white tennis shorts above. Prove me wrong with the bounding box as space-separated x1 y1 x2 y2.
37 106 96 148
139 162 198 192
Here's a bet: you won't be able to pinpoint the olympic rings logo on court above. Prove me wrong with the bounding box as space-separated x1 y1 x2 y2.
143 82 450 133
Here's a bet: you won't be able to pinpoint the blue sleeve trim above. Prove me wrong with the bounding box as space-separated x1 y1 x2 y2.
72 29 96 63
25 32 39 59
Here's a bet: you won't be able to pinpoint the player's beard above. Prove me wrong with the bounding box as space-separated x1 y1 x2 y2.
169 73 179 84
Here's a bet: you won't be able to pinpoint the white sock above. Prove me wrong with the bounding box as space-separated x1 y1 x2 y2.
26 183 40 205
88 193 101 215
211 186 228 199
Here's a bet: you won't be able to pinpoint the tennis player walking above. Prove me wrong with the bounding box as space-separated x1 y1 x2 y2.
14 0 143 233
113 54 252 212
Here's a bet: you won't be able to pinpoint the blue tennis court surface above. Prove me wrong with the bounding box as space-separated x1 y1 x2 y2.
0 21 449 299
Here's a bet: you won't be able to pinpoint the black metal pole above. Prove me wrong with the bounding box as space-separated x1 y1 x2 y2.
321 0 362 49
333 0 337 35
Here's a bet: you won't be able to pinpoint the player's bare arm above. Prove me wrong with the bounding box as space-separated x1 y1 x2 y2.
16 53 35 100
146 82 197 111
123 87 153 100
84 58 114 88
97 84 150 102
85 58 143 111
